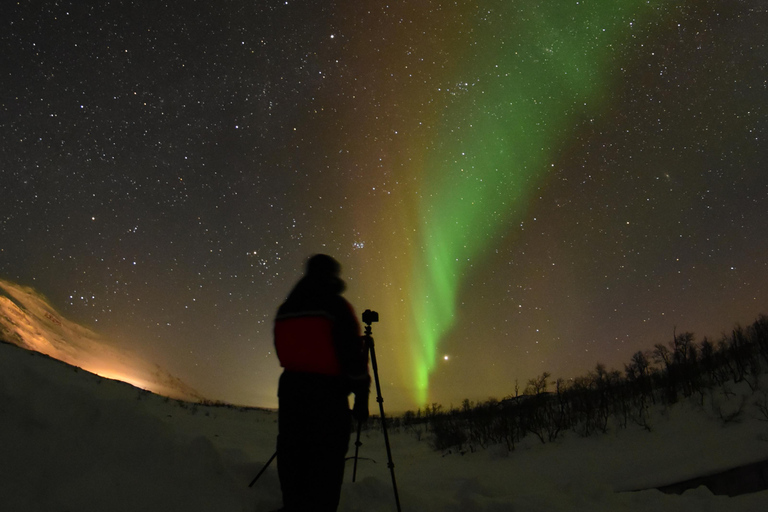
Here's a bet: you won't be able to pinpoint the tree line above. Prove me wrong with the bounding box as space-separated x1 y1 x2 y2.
382 314 768 453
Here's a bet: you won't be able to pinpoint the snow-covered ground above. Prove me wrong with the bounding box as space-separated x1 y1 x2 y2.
2 340 768 512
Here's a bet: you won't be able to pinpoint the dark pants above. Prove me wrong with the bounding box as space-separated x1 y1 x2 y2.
277 372 351 512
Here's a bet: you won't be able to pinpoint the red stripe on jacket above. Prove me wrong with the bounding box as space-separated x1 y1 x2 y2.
274 315 343 376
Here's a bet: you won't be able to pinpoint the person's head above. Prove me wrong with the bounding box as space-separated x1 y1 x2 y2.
305 253 341 278
304 254 345 294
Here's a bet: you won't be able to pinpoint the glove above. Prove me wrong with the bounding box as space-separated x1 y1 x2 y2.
352 392 370 423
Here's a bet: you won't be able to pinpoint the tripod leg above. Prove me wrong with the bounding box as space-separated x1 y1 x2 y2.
368 335 402 512
248 451 277 488
352 419 363 482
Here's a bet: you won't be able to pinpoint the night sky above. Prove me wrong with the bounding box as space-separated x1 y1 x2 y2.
2 0 766 411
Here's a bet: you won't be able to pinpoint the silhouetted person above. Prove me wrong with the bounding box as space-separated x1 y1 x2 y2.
274 254 370 512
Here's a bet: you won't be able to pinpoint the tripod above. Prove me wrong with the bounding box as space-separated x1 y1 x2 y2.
352 309 402 512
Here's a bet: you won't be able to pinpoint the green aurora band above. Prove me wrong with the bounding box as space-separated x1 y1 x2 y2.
409 0 674 405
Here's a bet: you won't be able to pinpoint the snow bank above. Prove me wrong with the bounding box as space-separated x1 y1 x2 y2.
0 343 256 511
2 340 768 511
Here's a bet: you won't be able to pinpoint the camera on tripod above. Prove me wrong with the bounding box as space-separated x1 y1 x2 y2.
362 309 379 325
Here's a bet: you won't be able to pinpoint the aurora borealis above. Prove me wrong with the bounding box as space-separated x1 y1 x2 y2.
2 1 766 411
398 0 679 404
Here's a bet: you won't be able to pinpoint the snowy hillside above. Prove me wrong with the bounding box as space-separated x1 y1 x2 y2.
0 279 203 401
2 339 768 512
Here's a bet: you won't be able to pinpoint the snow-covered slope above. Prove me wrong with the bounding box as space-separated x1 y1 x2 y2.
0 340 278 511
2 339 767 512
0 279 202 401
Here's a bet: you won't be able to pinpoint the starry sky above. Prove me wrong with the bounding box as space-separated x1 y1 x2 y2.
2 0 766 411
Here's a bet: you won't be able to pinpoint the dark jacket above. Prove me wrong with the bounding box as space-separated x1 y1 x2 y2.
275 273 369 396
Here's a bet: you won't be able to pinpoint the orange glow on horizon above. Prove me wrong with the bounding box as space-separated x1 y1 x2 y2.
90 367 153 393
